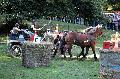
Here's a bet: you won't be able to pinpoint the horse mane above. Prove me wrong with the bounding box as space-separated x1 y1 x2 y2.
85 26 94 33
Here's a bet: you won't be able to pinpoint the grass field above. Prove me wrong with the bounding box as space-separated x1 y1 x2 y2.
0 20 115 79
0 44 99 79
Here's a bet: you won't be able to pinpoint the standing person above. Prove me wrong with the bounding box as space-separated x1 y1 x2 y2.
112 14 119 31
118 18 120 31
52 35 61 57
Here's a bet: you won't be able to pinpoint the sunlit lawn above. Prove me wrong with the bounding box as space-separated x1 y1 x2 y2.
0 44 100 79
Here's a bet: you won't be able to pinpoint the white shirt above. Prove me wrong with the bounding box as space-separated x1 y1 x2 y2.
11 27 20 34
31 24 41 31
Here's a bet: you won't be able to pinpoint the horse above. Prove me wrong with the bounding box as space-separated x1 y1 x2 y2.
53 24 103 60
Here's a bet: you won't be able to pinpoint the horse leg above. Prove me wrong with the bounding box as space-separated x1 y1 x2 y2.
62 44 72 58
61 47 66 58
52 48 58 57
77 47 84 59
84 46 90 58
63 50 66 58
68 48 72 58
91 46 97 61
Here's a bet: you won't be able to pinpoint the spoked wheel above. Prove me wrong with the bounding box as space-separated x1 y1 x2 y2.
9 45 22 57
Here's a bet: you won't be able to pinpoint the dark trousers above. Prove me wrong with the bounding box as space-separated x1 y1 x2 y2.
118 25 120 31
10 33 19 40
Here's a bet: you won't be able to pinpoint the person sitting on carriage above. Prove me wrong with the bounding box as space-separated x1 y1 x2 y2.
30 20 42 34
29 20 43 41
10 23 21 40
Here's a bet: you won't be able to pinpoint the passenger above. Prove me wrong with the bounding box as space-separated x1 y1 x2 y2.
30 20 42 34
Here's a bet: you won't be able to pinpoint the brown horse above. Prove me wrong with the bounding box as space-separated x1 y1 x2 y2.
57 24 103 60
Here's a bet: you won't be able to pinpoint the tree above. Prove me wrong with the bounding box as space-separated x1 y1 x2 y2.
0 0 46 21
107 0 120 11
44 0 75 20
72 0 107 25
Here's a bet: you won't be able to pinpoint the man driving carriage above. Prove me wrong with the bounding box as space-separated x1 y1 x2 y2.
10 23 21 40
11 23 20 34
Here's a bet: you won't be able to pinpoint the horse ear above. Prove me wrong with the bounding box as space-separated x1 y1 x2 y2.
99 24 103 28
97 24 103 28
85 26 92 32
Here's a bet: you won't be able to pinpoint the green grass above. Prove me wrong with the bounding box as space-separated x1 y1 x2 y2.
0 44 99 79
0 35 7 42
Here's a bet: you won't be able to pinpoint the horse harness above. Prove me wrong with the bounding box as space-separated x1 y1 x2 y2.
73 32 96 46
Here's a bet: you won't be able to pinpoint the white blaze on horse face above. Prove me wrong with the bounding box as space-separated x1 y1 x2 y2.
88 27 97 33
85 26 93 32
96 24 103 28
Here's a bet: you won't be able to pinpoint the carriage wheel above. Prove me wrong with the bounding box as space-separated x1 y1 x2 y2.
9 45 22 57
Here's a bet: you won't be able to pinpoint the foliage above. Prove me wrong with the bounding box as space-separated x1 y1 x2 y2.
0 0 46 20
103 0 120 11
0 0 108 21
44 0 75 19
108 1 120 11
0 0 119 23
72 0 107 22
0 35 6 42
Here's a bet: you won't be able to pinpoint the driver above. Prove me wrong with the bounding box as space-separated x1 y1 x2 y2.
10 23 21 40
11 23 20 34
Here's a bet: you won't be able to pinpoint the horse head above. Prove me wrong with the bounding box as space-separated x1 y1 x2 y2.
85 26 94 33
86 24 103 38
95 24 103 37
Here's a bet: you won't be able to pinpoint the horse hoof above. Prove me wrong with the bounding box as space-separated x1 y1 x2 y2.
64 56 66 59
70 55 72 58
77 55 80 59
94 57 98 61
77 56 78 59
81 57 87 60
